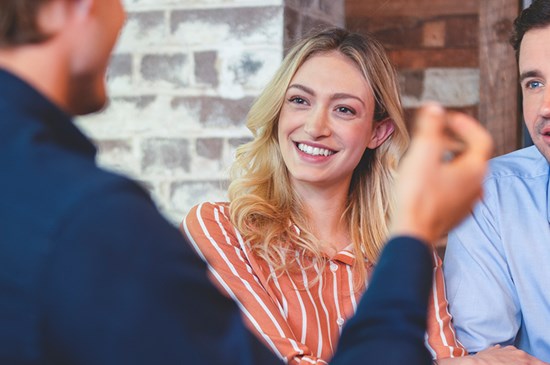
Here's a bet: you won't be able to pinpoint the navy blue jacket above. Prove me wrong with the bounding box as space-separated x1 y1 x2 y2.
0 68 431 365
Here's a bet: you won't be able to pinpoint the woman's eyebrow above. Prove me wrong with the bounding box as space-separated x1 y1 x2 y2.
287 84 365 106
331 93 365 107
287 84 315 95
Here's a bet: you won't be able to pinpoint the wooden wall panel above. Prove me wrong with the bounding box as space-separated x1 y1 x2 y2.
347 0 522 155
479 0 521 155
346 0 478 17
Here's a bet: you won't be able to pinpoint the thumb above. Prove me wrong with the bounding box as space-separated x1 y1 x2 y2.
413 102 446 140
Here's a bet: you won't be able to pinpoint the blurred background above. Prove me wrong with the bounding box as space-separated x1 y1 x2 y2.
77 0 525 225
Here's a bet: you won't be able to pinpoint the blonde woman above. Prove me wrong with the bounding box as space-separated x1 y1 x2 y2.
182 28 463 364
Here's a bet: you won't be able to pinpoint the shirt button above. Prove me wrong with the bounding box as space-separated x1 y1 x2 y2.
336 317 345 326
330 262 338 272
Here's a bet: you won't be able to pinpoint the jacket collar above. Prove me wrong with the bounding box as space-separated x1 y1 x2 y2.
0 68 96 158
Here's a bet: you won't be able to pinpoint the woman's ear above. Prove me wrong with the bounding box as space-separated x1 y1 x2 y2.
367 117 395 149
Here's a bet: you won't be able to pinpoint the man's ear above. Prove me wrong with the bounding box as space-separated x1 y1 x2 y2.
367 117 395 149
73 0 94 17
36 0 71 36
36 0 93 36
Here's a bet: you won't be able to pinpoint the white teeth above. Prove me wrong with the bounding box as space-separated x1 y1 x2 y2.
297 143 334 156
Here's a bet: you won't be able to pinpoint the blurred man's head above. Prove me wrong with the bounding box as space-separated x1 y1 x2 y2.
0 0 55 46
0 0 125 115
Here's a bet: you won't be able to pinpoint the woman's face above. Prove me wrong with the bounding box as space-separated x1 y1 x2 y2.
277 51 394 192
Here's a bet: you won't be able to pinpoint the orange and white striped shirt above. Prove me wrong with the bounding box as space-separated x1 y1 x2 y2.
182 202 465 364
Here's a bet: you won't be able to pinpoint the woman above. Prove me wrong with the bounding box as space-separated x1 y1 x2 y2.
182 28 463 364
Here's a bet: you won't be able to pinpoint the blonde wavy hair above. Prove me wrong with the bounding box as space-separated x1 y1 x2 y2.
228 28 408 285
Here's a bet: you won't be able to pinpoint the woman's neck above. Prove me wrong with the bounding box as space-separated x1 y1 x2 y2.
294 182 351 253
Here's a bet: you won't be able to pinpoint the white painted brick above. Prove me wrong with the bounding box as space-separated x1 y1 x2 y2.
140 138 191 179
190 138 227 178
140 53 192 91
223 136 252 168
191 155 228 178
401 68 480 108
170 7 284 47
95 138 141 178
218 46 283 97
169 180 229 218
170 96 255 128
115 11 167 53
77 95 172 138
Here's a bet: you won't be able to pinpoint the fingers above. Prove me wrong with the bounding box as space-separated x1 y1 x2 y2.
413 102 447 140
407 103 448 165
392 103 492 244
446 111 494 161
475 345 549 364
444 112 493 192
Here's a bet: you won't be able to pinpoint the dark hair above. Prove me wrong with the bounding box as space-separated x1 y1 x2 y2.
511 0 550 58
0 0 53 47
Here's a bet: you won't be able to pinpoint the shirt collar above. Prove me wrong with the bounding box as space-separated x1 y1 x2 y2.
292 224 357 265
330 248 357 266
0 68 97 158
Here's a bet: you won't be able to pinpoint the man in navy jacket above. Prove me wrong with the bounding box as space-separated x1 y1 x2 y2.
0 0 492 364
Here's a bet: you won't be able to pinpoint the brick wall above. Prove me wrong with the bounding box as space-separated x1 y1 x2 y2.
346 0 480 125
77 0 344 224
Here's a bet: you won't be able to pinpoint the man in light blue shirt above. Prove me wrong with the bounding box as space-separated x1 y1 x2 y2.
445 0 550 362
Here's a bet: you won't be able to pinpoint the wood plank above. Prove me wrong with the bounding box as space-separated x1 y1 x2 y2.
479 0 521 156
346 0 478 18
388 49 478 69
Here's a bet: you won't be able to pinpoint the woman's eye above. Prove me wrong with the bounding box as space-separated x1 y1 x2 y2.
289 97 307 105
336 106 356 115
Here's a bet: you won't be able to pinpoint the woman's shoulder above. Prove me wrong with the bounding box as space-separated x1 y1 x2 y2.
182 202 247 253
185 201 231 222
188 201 230 214
183 202 233 232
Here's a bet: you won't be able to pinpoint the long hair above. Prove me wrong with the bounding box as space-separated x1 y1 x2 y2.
0 0 53 47
228 28 408 286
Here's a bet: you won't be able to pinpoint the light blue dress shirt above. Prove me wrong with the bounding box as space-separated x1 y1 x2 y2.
445 145 550 361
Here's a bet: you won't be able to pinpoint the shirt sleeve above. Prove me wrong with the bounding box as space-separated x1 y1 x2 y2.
40 182 282 365
425 249 467 358
444 187 521 352
182 202 329 365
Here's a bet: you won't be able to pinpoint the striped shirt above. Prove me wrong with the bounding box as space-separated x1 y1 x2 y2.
182 202 465 364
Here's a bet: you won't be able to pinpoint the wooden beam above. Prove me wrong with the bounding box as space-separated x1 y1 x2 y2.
346 0 478 18
479 0 521 156
387 49 478 69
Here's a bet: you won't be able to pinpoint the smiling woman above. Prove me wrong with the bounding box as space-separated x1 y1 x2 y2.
181 28 464 364
277 51 395 203
228 28 407 271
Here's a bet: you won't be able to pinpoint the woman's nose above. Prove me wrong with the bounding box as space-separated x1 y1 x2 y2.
303 108 331 139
